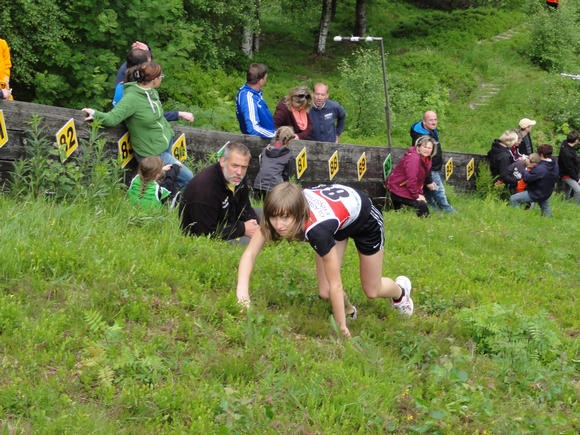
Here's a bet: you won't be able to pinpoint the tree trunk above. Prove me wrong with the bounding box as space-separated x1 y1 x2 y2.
315 0 333 55
353 0 367 37
241 26 254 58
241 0 261 58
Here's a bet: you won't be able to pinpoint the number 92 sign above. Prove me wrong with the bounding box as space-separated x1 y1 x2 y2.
55 118 79 162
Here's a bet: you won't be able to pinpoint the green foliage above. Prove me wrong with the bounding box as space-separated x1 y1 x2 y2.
338 48 386 139
474 163 510 201
455 304 562 366
9 116 124 201
527 1 580 72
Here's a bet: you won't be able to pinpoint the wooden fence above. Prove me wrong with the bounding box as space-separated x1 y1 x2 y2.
0 100 488 202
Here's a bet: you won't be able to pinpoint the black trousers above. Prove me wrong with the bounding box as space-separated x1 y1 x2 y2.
389 192 430 217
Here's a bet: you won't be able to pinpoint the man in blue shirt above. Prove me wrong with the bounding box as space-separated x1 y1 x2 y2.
236 63 275 139
309 82 346 143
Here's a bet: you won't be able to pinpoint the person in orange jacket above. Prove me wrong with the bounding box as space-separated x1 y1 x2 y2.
546 0 559 9
0 38 13 100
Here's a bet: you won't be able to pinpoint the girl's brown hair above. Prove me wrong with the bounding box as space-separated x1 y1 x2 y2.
138 156 164 197
261 182 309 242
129 61 162 84
274 126 295 146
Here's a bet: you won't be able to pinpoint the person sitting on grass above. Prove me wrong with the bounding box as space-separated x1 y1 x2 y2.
127 156 180 209
509 144 559 217
236 182 414 339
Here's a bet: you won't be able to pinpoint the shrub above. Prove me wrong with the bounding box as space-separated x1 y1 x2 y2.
455 304 562 366
527 2 580 72
9 116 124 201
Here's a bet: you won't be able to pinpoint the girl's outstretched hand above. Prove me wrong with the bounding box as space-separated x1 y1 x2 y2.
341 325 351 338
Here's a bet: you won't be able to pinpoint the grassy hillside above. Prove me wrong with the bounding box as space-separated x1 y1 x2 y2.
0 188 578 432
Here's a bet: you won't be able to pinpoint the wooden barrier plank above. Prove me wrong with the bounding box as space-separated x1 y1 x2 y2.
0 100 488 200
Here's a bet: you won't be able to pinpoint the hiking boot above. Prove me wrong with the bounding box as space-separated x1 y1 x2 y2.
392 276 413 316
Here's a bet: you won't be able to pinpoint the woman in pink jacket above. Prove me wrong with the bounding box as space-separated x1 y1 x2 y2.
386 136 437 217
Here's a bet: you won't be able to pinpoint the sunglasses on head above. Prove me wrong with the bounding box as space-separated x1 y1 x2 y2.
294 93 311 99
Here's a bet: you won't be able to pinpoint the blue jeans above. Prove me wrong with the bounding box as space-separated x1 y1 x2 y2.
509 191 552 216
136 142 194 190
562 178 580 205
425 170 455 213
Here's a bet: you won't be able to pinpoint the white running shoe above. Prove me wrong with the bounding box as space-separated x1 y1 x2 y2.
392 276 413 316
348 305 358 320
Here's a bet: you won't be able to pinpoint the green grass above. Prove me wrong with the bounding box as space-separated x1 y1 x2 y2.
0 189 578 432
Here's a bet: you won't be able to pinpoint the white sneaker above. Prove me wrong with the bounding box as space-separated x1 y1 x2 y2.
347 305 357 320
392 276 413 316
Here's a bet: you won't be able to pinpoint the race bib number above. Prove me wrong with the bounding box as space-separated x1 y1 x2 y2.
118 132 134 168
0 110 7 148
55 118 78 162
357 152 367 181
445 158 453 181
171 134 187 161
328 150 339 181
296 147 308 179
383 153 392 179
466 158 475 181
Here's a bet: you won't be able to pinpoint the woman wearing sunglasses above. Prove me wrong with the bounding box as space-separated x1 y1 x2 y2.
273 85 313 140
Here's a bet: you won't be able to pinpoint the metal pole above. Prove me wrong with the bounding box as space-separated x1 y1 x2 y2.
378 38 392 151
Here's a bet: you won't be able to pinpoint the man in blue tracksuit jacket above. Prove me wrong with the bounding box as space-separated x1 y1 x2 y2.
309 82 346 143
236 63 275 139
410 110 456 213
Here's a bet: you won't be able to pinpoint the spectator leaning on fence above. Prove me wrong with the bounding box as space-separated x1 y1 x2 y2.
308 82 346 143
274 86 313 140
236 63 276 139
82 61 194 190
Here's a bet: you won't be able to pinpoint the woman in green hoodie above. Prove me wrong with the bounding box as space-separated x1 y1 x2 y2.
82 61 193 189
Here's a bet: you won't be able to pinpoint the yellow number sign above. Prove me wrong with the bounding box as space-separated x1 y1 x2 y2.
171 134 187 161
295 147 308 179
328 150 339 181
0 110 7 148
466 158 475 180
55 118 78 162
357 152 367 181
118 132 134 168
445 157 453 181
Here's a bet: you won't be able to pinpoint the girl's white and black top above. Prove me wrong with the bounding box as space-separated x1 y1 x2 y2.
304 184 384 257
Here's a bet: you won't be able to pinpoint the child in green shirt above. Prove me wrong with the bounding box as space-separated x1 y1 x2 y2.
128 156 173 209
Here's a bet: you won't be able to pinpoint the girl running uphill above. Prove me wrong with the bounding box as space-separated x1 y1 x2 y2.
236 182 414 338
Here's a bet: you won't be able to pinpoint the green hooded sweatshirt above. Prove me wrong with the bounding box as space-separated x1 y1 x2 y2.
93 82 174 156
